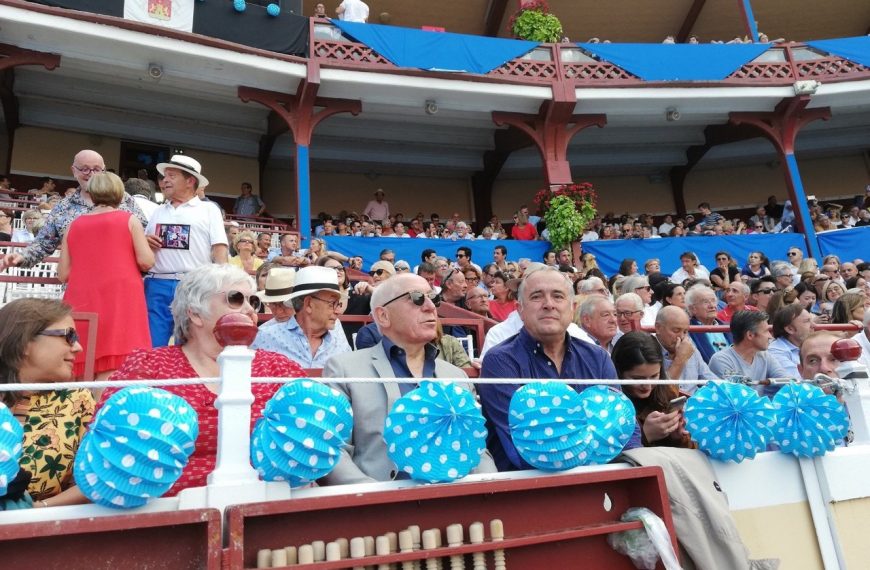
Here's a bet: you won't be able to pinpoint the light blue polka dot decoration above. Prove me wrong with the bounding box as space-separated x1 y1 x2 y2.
251 380 353 486
74 387 199 509
0 402 23 496
233 0 246 12
266 3 280 16
684 381 776 463
385 381 487 483
510 383 635 470
772 383 849 457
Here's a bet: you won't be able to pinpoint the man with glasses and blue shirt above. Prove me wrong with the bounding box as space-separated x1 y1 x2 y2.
0 149 146 271
252 266 351 368
322 272 496 484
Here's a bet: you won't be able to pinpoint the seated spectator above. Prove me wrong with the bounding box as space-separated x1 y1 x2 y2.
765 286 799 316
510 211 538 240
819 280 846 317
716 282 757 323
799 331 844 380
686 285 732 362
257 267 296 324
228 230 263 276
612 332 695 448
831 290 866 324
768 304 814 379
656 282 686 309
252 266 351 368
749 206 776 233
575 296 619 351
105 265 305 496
655 306 717 394
771 262 796 290
741 251 771 279
794 281 817 312
709 311 788 396
644 258 661 275
479 266 640 471
11 210 41 243
487 271 517 321
255 232 272 260
670 251 710 284
618 258 638 277
434 321 472 369
577 275 609 297
709 251 739 294
748 276 777 312
323 273 496 483
225 221 240 256
465 287 491 318
0 298 94 508
269 233 309 268
0 209 11 241
693 202 724 233
620 274 656 326
462 265 482 290
614 292 644 335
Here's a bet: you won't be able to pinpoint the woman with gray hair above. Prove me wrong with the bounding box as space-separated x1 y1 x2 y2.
102 264 305 496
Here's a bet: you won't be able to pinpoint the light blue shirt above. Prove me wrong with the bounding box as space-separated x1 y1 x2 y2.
658 337 719 395
767 337 800 379
251 316 351 368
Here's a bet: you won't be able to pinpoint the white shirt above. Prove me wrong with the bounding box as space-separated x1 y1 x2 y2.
851 331 870 372
479 310 593 359
133 195 159 222
146 196 228 274
670 265 711 284
339 0 369 23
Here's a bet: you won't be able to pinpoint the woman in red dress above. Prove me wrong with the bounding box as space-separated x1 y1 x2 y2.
102 264 305 496
58 172 154 379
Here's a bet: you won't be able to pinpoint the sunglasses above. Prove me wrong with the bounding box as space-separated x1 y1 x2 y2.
757 288 776 295
382 290 441 308
635 285 651 291
716 256 729 261
222 290 261 311
369 269 389 277
787 251 800 256
237 239 254 245
38 327 79 346
456 253 467 258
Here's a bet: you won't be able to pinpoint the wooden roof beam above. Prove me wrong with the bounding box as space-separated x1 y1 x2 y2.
483 0 510 37
676 0 706 43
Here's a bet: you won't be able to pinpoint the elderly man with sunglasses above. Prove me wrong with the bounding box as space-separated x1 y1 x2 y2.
252 266 351 368
0 149 146 271
322 273 497 484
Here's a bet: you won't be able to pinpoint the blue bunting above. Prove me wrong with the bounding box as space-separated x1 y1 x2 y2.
806 36 870 69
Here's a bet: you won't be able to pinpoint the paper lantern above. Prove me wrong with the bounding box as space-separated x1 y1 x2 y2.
233 0 246 13
385 381 487 483
0 403 23 496
266 3 280 17
685 381 776 462
772 382 849 457
74 387 198 508
251 380 353 486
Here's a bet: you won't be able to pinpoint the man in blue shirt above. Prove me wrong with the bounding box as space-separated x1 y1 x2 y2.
480 266 641 471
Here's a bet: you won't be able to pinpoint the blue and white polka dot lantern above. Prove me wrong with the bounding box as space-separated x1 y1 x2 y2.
685 381 776 462
251 380 353 486
772 383 849 457
233 0 246 12
266 3 280 16
0 402 23 495
510 383 635 470
385 381 488 483
74 387 199 508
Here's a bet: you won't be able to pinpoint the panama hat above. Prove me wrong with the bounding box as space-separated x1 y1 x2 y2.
257 268 296 303
287 266 340 301
156 154 209 189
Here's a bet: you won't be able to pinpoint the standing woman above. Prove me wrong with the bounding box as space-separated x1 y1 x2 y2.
228 230 263 276
611 332 694 448
58 172 153 380
0 298 94 507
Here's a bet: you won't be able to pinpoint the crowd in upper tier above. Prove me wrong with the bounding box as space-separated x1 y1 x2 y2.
0 149 868 511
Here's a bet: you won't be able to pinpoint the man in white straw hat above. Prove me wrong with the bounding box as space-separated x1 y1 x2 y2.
252 266 351 368
144 154 228 346
257 267 296 328
362 188 389 224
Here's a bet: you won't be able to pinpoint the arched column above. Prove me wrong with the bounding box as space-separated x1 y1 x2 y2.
238 63 361 241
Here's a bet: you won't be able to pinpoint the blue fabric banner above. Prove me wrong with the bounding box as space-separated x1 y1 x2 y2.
817 226 870 264
578 43 770 81
581 234 808 277
331 20 539 74
322 236 552 271
806 36 870 69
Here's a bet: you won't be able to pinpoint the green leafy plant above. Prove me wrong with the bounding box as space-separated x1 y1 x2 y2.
535 183 598 250
509 0 563 43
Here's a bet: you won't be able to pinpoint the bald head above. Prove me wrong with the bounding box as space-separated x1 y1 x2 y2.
371 273 430 309
71 149 106 189
656 305 689 328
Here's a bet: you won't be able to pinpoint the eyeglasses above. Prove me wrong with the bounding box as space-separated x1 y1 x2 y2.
465 275 480 283
236 239 254 245
635 285 651 291
72 165 105 175
396 267 410 273
616 310 643 318
369 269 389 277
309 295 342 310
221 290 261 311
787 251 800 257
382 290 441 308
757 288 776 295
37 327 79 346
455 253 467 258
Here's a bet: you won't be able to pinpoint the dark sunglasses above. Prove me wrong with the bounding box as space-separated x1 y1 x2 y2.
456 253 467 258
38 327 79 346
757 288 776 295
224 290 261 311
787 251 799 256
369 268 388 277
383 290 441 308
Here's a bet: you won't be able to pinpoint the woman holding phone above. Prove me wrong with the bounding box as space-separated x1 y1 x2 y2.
611 331 695 448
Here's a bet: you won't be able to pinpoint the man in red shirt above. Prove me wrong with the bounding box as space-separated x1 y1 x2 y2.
717 282 757 323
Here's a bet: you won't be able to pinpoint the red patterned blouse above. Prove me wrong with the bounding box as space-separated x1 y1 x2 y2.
102 346 305 496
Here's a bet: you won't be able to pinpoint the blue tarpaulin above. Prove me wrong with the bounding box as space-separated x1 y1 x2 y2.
578 43 770 81
331 20 539 74
806 36 870 69
817 226 870 264
322 236 551 271
582 234 808 277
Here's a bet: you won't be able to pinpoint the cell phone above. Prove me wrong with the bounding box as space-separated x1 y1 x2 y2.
667 396 687 413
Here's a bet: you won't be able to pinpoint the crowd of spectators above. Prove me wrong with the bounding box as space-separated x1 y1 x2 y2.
0 148 869 523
